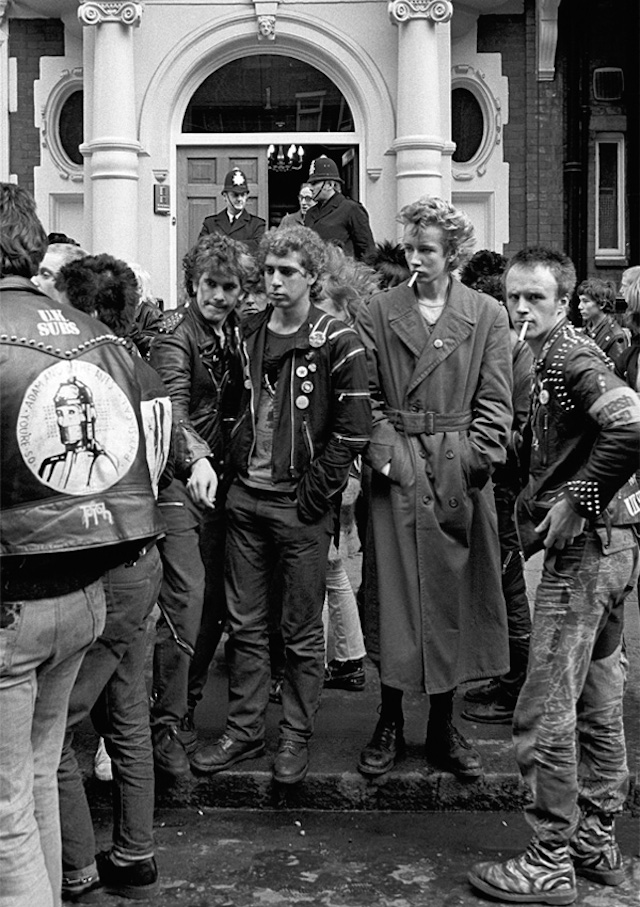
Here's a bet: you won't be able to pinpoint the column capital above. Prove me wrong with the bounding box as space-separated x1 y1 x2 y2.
78 2 143 27
388 1 453 25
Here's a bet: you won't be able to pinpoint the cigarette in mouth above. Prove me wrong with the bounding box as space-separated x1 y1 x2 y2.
519 322 529 342
408 272 418 288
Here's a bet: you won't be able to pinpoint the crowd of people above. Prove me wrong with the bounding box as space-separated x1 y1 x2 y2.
1 165 639 907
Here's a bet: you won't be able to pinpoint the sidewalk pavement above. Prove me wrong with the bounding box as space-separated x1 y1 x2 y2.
77 551 640 815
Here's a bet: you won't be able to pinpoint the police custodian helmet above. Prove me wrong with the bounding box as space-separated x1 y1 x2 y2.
307 155 343 184
222 168 250 194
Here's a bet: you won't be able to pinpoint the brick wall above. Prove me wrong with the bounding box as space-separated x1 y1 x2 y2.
479 2 565 258
8 19 64 195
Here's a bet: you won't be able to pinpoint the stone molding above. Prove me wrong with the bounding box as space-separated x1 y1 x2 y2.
536 0 561 81
78 2 143 27
254 1 278 41
388 0 453 25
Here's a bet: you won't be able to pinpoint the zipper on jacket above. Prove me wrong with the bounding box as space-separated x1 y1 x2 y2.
541 410 549 468
289 362 296 475
239 335 257 462
302 417 314 461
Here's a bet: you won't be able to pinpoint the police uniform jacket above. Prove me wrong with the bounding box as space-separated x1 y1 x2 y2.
305 192 375 261
229 305 371 524
199 209 266 256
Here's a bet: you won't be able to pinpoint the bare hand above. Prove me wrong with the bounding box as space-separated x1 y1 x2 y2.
187 459 218 509
535 497 586 550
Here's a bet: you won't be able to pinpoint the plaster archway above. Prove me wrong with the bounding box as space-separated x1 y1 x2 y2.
139 9 395 177
138 9 396 304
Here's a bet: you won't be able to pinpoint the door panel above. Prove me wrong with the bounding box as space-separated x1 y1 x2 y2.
177 147 268 285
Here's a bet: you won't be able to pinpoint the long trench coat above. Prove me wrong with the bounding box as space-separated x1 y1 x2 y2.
356 278 513 693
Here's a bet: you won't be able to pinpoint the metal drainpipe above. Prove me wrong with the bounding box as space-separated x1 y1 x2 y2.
578 0 591 281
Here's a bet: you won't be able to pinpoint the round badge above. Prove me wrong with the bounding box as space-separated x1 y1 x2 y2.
433 338 444 349
308 363 317 373
296 365 308 378
295 395 310 410
309 331 326 348
539 389 550 405
301 380 314 393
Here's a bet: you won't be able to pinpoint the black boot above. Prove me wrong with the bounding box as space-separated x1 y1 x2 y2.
358 683 404 777
426 690 482 781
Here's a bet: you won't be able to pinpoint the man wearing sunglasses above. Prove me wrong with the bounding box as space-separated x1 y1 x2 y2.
191 225 371 785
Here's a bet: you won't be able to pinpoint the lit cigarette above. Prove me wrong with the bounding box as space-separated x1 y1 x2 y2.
519 322 529 342
408 272 418 288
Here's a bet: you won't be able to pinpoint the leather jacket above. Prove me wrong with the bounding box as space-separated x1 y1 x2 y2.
584 314 629 369
229 305 372 522
0 277 166 571
517 319 640 533
149 303 244 482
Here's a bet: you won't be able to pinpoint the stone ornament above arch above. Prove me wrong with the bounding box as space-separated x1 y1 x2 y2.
41 68 84 183
138 8 394 169
78 1 143 27
388 0 453 25
450 64 502 181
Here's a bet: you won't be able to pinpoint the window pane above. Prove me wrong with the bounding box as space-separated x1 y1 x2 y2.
598 143 618 250
451 88 484 163
182 56 353 133
59 91 83 166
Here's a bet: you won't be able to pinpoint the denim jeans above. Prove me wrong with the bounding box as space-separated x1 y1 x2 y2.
494 481 531 683
0 581 105 907
58 547 162 881
513 527 639 846
323 556 366 662
224 482 333 743
152 479 226 728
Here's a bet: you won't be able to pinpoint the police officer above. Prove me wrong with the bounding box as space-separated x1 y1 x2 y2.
199 168 266 256
304 155 375 261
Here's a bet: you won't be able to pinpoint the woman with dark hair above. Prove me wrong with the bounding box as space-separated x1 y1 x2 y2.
355 197 513 781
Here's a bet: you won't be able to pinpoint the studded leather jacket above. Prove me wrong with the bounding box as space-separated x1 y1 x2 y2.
0 278 166 588
149 303 244 483
518 319 640 530
229 306 372 523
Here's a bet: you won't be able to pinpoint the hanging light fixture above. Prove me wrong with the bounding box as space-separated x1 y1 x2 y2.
267 143 305 172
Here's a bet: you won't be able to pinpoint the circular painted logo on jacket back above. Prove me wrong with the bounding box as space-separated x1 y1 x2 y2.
17 360 139 495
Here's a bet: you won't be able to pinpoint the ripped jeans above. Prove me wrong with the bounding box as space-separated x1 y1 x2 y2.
513 527 639 845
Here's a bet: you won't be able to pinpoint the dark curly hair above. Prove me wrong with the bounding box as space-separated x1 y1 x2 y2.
56 254 138 337
258 225 327 303
0 183 48 278
576 277 616 313
460 249 507 289
364 240 411 289
182 233 259 300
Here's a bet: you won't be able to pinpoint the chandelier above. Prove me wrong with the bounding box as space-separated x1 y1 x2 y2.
267 143 305 172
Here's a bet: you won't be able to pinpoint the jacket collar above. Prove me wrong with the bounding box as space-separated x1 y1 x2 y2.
244 302 334 350
387 278 478 393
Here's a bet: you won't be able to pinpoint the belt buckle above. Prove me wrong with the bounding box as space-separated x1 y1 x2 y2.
425 412 435 434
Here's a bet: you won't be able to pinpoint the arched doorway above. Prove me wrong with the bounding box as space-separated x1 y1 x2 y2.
177 54 359 270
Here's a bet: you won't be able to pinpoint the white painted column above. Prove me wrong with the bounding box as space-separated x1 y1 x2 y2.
0 1 11 182
388 0 454 211
78 1 142 258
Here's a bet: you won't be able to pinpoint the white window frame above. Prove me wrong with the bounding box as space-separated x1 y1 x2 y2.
595 133 625 262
